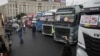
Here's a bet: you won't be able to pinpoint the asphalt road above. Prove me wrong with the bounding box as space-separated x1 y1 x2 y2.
10 28 65 56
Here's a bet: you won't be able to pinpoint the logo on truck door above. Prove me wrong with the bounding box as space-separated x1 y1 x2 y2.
94 33 100 37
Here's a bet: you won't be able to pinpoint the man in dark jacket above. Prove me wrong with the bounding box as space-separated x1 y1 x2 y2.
62 36 72 56
32 23 36 38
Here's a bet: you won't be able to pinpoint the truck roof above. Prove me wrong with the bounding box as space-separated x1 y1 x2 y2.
82 7 100 13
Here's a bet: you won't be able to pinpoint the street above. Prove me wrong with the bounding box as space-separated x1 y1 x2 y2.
10 28 65 56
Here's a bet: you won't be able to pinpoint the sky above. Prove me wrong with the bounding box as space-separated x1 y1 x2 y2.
66 0 92 6
0 0 8 6
66 0 100 7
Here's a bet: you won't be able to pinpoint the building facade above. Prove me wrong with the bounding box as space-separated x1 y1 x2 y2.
0 0 66 18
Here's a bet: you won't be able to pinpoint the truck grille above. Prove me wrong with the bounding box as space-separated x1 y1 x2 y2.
43 26 52 34
55 28 70 40
83 33 100 56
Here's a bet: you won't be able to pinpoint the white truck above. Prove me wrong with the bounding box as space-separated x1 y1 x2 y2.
76 0 100 56
77 6 100 56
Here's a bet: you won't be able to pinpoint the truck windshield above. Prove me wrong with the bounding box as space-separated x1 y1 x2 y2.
55 14 75 23
36 13 43 17
80 14 100 29
45 16 54 22
36 13 46 21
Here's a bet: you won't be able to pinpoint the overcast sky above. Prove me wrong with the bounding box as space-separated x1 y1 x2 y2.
66 0 97 6
0 0 8 6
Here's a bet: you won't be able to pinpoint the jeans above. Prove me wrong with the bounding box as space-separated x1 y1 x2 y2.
62 42 72 56
32 32 36 38
23 27 26 32
19 33 23 44
13 27 16 32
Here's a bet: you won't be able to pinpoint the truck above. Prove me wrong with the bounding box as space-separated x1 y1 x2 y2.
53 5 82 44
35 12 45 31
76 6 100 56
42 9 57 36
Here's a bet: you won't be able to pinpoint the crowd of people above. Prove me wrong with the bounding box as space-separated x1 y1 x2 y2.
5 18 36 44
5 18 72 56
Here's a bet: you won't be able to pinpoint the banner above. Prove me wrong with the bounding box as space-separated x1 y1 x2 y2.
0 0 8 6
80 15 99 27
80 15 90 24
90 15 98 25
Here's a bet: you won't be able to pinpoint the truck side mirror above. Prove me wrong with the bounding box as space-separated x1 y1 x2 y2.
79 5 83 8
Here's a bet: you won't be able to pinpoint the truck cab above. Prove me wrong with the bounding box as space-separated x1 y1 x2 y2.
77 7 100 56
42 10 56 36
54 5 82 44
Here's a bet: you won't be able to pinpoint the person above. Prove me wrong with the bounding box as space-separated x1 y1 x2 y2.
5 22 12 37
64 16 70 22
62 36 72 56
12 22 16 32
0 37 7 53
22 19 26 32
32 23 36 38
12 22 19 32
23 24 26 32
17 24 24 44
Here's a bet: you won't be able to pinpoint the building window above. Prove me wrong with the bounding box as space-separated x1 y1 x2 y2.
32 0 36 1
53 6 56 9
38 6 42 11
23 4 26 13
10 4 12 8
38 3 41 6
15 4 17 8
30 0 36 1
13 4 15 8
38 3 42 11
42 0 48 1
